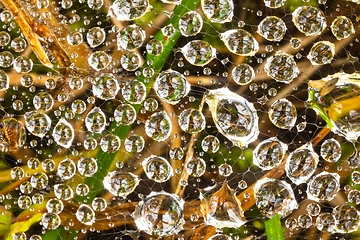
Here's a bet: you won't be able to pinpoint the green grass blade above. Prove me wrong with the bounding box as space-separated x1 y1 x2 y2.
264 214 284 240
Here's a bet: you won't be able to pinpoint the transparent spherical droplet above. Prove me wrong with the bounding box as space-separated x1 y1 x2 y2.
114 103 136 125
179 11 203 37
52 118 74 148
320 138 341 162
125 134 144 153
88 0 103 10
92 74 119 100
146 39 163 56
201 0 234 23
87 27 105 48
77 157 98 177
200 182 246 228
20 74 33 87
33 92 54 111
268 98 297 129
254 178 298 218
42 212 61 230
0 51 14 68
263 0 285 8
29 234 42 240
100 134 121 153
348 190 360 204
13 56 33 73
103 170 140 197
45 78 56 89
307 172 340 202
0 70 9 91
316 212 335 232
220 29 258 56
292 6 326 36
11 167 24 180
67 31 83 45
264 51 299 83
120 51 141 71
143 98 158 111
145 111 172 142
54 183 74 200
88 51 112 71
0 10 12 22
117 24 145 50
202 135 220 153
285 217 297 230
12 100 23 111
231 63 255 85
30 172 48 190
85 107 106 133
76 183 89 196
142 155 173 183
205 88 259 148
25 111 51 138
110 0 150 21
76 204 95 226
253 137 287 170
46 198 64 214
161 24 175 38
298 214 312 228
181 40 216 66
186 156 206 177
169 147 184 160
32 193 44 204
11 37 27 53
57 158 76 180
178 108 206 134
61 0 72 8
92 197 107 212
71 99 86 114
331 16 355 40
133 191 185 236
218 163 232 177
290 37 301 49
332 205 360 233
84 137 97 150
17 195 32 209
0 31 10 46
286 143 319 185
122 79 146 103
257 16 287 42
42 159 55 172
154 69 190 105
0 118 26 152
307 41 335 65
20 181 33 194
69 77 83 90
352 171 360 184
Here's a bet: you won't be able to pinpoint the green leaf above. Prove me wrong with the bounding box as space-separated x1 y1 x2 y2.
264 214 284 240
0 206 13 236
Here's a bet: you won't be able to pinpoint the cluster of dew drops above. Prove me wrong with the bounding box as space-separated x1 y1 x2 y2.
1 0 360 239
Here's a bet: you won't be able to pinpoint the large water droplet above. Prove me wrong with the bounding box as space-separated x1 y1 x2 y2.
133 191 184 236
254 178 298 218
264 51 299 83
0 118 26 153
30 172 48 190
52 118 74 148
307 172 340 202
57 158 76 180
268 98 297 129
99 134 121 153
201 0 234 23
92 74 119 100
114 103 136 125
332 205 360 233
253 137 287 170
263 0 285 8
110 0 150 21
257 16 287 42
181 40 216 66
25 111 52 138
87 27 106 48
320 138 341 162
42 212 61 230
54 183 74 200
179 11 203 37
178 108 206 134
77 157 98 177
145 111 172 142
307 41 335 65
146 39 163 56
292 6 326 36
220 29 258 56
88 51 112 71
103 170 140 197
205 88 259 148
186 156 206 177
122 79 146 103
0 51 14 68
124 134 144 153
316 213 335 232
331 16 355 40
231 63 255 85
202 135 220 153
76 204 95 226
117 24 145 50
85 107 106 133
142 155 173 183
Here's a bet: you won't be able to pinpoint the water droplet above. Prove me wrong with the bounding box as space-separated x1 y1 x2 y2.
92 197 107 212
117 24 145 50
0 51 14 68
218 163 233 177
178 108 206 134
52 118 74 148
307 41 335 65
348 190 360 204
331 16 355 40
264 51 299 83
292 6 326 36
20 181 33 194
201 0 234 23
205 88 259 148
124 134 144 153
146 39 163 56
61 0 73 9
25 111 51 138
285 217 297 230
103 170 140 197
42 212 61 230
169 147 184 160
202 135 220 153
67 31 83 45
220 29 258 56
186 156 206 177
17 195 31 209
332 205 360 233
110 0 150 21
200 182 246 228
11 37 27 53
54 183 74 200
84 137 98 150
290 37 301 49
268 98 297 129
57 158 76 180
143 98 158 111
87 0 103 10
133 191 185 236
122 79 146 103
100 134 121 153
87 27 106 48
46 198 64 214
316 213 335 232
77 157 98 177
30 172 48 190
88 51 112 71
263 0 285 8
114 103 136 125
285 143 319 185
71 99 87 114
0 118 26 152
320 138 341 163
85 107 106 133
76 183 89 196
145 111 172 142
179 11 203 37
257 16 287 42
181 40 216 66
76 204 95 226
307 172 340 201
231 63 255 85
0 31 10 46
254 178 298 218
13 56 33 73
142 155 173 183
253 137 287 170
298 214 312 228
